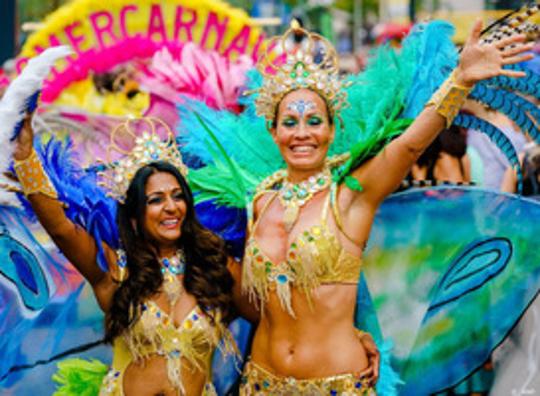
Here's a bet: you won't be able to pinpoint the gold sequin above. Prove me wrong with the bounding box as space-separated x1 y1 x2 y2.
240 361 375 396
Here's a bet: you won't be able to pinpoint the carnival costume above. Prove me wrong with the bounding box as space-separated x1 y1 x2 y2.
99 303 229 396
175 6 540 395
244 182 363 316
1 52 237 395
2 3 540 395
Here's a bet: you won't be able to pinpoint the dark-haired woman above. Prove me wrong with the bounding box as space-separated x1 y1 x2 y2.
13 116 235 396
409 125 471 185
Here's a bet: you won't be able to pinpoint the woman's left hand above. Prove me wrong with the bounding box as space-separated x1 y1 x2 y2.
359 331 380 387
455 19 535 87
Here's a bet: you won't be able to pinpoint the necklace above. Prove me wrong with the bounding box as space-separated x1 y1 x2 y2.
279 167 331 231
160 250 185 305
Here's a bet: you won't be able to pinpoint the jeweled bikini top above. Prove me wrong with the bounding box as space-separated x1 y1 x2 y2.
122 301 235 393
242 182 362 317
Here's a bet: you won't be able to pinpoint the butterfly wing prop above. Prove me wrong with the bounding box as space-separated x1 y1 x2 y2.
0 206 109 394
362 187 540 395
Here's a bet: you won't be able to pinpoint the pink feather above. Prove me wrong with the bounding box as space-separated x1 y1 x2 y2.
138 43 253 114
40 37 185 103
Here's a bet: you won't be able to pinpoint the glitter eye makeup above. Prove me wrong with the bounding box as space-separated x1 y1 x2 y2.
307 116 323 126
282 117 298 127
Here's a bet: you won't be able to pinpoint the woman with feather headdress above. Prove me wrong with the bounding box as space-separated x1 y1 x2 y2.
222 16 535 395
3 47 240 395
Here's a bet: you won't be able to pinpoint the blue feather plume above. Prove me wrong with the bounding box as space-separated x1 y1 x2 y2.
470 84 540 144
11 91 41 142
195 200 246 258
485 65 540 100
177 99 280 178
401 21 459 119
21 138 118 272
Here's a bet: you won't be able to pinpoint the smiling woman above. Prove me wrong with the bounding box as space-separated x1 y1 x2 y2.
142 172 187 248
236 19 534 395
271 89 335 177
11 117 237 395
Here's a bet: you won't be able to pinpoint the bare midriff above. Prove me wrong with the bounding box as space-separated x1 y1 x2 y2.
250 283 369 378
123 355 206 396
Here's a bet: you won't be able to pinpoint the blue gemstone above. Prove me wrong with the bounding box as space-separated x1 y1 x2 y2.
118 257 126 268
254 383 261 391
355 382 361 388
330 391 337 396
263 380 270 388
193 314 199 320
162 258 170 267
276 274 288 284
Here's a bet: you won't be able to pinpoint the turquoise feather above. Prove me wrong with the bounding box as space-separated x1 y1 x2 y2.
486 65 540 100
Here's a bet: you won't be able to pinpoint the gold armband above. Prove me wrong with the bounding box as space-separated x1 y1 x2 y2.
13 149 58 199
426 70 473 127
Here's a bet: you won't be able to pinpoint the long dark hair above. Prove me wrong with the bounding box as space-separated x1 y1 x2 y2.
105 161 234 341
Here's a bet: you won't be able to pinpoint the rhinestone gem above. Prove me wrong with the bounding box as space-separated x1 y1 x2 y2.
297 189 308 199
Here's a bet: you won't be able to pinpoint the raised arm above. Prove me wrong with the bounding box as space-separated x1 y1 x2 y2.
13 115 118 309
352 21 533 206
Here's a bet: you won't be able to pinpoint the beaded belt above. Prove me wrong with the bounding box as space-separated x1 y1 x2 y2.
240 360 375 396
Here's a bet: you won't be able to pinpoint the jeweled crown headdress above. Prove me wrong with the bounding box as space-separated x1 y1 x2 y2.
254 20 348 122
97 117 188 203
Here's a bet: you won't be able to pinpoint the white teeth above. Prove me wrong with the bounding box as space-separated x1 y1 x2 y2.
291 146 315 153
162 219 178 225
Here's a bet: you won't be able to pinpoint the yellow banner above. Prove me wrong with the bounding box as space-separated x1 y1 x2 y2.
18 0 265 71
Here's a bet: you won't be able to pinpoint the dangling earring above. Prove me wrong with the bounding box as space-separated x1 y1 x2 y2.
115 248 128 283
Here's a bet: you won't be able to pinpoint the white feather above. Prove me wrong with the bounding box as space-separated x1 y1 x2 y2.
0 46 72 207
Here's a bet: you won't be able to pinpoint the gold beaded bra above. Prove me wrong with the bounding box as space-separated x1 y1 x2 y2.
242 183 363 317
100 301 236 396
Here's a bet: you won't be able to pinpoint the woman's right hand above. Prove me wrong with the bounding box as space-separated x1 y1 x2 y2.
13 114 34 161
455 19 534 87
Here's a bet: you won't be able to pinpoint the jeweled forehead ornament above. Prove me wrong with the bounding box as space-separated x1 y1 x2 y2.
97 117 188 203
286 99 316 116
253 20 349 123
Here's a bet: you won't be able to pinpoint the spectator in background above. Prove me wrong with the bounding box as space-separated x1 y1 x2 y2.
465 100 528 190
407 125 471 185
501 140 540 198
